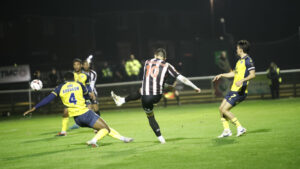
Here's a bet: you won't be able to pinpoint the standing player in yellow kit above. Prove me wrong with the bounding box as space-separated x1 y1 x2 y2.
213 40 256 138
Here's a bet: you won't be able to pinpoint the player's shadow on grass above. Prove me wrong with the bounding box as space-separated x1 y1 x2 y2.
166 137 204 142
247 128 271 134
212 138 238 146
22 137 59 143
71 129 96 134
137 137 205 144
2 147 87 161
69 142 114 147
39 131 59 136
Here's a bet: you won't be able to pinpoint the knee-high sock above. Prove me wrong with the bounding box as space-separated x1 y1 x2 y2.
92 128 109 142
125 89 141 102
147 115 161 137
231 117 242 128
221 118 230 130
61 117 69 133
108 128 125 141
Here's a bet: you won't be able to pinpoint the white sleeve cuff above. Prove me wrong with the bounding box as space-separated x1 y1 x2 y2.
248 67 255 71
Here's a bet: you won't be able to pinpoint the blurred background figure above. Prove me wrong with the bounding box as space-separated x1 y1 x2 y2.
48 68 60 87
101 61 113 83
213 51 232 97
215 51 232 73
163 81 181 107
125 54 141 81
267 62 282 99
33 70 42 80
114 60 127 82
177 61 183 73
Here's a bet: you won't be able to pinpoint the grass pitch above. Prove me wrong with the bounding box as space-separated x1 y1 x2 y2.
1 98 300 169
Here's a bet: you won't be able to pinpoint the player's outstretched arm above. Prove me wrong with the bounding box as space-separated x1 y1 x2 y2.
212 71 235 82
23 93 56 116
176 75 201 93
23 107 36 116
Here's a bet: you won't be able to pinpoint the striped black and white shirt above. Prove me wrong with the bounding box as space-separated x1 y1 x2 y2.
83 69 98 96
141 58 180 95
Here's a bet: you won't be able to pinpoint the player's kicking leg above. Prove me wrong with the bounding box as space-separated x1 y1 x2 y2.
86 117 110 147
92 127 134 143
77 111 133 147
142 95 166 144
111 88 141 106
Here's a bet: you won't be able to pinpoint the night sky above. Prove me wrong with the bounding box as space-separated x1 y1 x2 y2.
1 0 299 41
0 0 299 71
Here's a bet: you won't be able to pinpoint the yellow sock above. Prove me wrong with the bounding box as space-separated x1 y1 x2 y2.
92 128 109 142
61 117 69 132
231 117 241 127
108 128 122 140
221 118 230 130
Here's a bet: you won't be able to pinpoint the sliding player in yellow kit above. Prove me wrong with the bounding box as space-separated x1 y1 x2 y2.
24 72 133 147
58 58 96 136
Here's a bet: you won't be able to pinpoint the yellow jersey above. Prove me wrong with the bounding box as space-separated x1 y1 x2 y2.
52 81 89 117
231 55 255 94
74 72 89 86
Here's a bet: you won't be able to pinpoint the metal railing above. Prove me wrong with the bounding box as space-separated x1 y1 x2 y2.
0 69 299 115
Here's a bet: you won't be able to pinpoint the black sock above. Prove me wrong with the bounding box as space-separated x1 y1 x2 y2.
176 95 180 105
163 97 167 107
147 115 161 137
125 89 141 102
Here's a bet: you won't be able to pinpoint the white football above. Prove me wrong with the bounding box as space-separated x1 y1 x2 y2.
30 79 43 90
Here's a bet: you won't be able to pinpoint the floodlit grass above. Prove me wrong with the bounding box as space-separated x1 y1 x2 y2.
1 98 300 169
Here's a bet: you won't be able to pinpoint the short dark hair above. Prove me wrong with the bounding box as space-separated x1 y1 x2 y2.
237 40 250 53
154 48 167 59
64 71 74 81
73 58 82 64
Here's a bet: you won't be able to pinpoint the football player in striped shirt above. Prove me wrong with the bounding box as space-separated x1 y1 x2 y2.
113 48 201 144
83 57 100 116
213 40 256 138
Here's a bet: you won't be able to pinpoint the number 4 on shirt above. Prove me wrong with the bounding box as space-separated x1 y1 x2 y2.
69 93 77 104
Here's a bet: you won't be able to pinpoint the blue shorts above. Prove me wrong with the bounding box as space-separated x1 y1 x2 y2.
74 110 99 128
225 91 247 107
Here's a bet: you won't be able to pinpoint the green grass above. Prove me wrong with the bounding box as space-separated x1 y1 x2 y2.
1 98 300 169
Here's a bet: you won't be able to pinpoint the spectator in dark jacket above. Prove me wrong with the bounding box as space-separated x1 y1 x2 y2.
48 68 60 87
267 62 282 99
